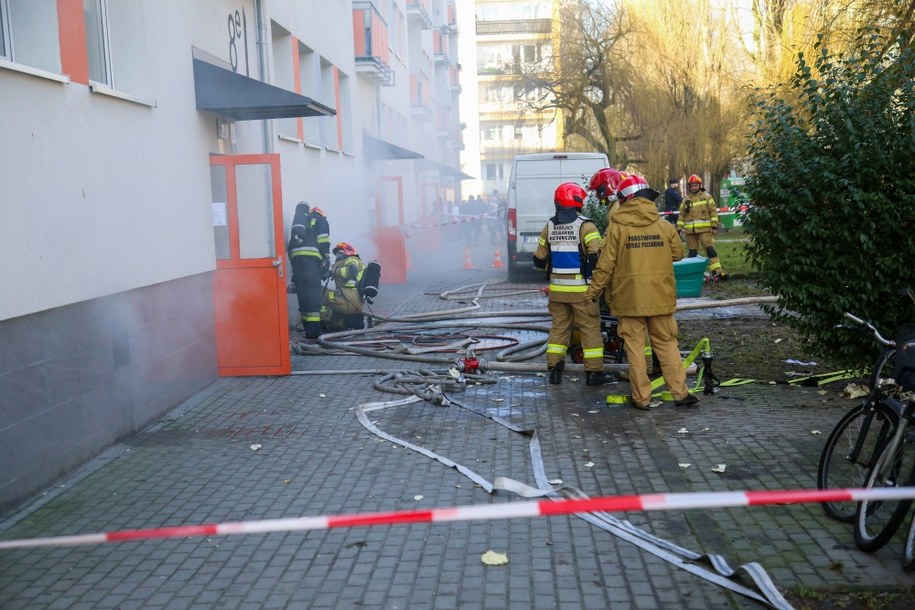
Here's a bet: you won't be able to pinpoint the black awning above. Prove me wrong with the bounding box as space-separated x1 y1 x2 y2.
417 158 474 181
192 57 335 121
363 134 423 161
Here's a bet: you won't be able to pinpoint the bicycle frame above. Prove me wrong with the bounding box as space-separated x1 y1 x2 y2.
845 395 900 466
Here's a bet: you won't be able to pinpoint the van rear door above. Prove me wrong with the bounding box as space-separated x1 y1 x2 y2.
514 156 608 253
514 159 563 247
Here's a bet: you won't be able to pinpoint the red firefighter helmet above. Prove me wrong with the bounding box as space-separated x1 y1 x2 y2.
588 168 625 202
332 242 357 256
687 174 702 186
616 174 651 204
554 182 587 209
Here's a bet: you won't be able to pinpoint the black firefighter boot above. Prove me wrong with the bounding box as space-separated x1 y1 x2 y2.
586 371 616 386
548 360 565 385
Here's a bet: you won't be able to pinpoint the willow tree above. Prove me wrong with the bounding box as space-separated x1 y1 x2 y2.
515 0 749 196
738 0 915 87
618 0 750 194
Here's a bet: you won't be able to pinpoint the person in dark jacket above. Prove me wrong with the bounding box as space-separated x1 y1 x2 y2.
663 179 681 225
287 202 331 338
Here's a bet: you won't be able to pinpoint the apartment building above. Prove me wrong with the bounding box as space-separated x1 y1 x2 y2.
465 0 560 197
0 0 462 510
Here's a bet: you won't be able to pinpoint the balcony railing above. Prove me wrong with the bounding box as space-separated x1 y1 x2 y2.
433 29 450 64
476 18 552 35
409 70 433 120
353 3 394 86
449 64 461 92
406 0 432 29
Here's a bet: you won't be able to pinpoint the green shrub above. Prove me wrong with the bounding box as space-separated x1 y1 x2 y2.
744 30 915 367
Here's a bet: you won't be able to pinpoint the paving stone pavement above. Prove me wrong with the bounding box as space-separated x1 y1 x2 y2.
1 249 913 609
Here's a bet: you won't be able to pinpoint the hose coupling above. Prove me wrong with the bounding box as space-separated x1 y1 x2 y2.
456 356 481 373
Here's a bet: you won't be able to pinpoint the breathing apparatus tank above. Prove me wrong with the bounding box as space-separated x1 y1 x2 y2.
360 260 382 303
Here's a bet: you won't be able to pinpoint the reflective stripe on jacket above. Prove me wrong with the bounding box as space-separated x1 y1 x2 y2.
676 193 718 234
288 212 331 260
547 217 586 275
334 255 365 290
533 215 602 301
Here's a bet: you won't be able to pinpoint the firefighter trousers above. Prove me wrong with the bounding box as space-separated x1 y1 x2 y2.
685 232 724 274
546 298 604 372
291 257 323 339
618 315 689 407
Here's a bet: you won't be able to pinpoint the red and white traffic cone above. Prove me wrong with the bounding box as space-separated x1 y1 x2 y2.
491 249 503 268
463 246 474 270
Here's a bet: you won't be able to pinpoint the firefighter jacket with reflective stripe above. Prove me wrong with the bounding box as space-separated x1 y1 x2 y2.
533 215 602 303
333 255 365 291
677 192 718 234
288 210 331 262
325 254 366 314
587 197 684 317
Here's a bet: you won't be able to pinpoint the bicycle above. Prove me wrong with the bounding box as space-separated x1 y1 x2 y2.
853 326 915 553
817 313 901 522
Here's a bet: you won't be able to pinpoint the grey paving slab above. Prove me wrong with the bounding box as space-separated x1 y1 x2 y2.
1 262 913 609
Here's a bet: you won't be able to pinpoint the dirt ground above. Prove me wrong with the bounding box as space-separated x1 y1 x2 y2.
676 278 840 384
674 278 915 610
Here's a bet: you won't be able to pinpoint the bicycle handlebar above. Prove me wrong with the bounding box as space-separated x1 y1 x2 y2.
842 312 895 347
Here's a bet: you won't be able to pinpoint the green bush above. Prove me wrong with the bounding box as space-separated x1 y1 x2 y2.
744 30 915 367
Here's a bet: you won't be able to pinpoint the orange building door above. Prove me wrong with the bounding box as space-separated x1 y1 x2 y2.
210 154 291 376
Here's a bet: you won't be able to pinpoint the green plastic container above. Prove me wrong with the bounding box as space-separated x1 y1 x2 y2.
674 257 709 298
719 211 736 230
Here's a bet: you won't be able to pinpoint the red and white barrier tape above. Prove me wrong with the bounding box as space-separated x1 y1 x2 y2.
1 487 912 550
404 214 498 229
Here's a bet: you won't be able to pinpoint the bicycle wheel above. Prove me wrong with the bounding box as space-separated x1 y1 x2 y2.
868 347 897 391
853 430 915 552
903 510 915 572
817 401 898 521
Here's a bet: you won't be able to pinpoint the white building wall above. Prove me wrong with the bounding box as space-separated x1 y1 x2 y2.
0 0 472 512
0 0 246 322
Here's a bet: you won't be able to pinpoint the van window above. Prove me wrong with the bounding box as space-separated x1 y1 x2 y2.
514 159 564 177
561 159 609 180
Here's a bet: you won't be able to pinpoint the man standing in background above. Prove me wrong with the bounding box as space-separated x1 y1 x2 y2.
663 178 681 225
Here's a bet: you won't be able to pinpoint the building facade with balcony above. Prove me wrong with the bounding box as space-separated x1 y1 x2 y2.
464 0 560 197
0 0 463 511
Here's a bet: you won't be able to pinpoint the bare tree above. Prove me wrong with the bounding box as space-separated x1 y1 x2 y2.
514 1 637 167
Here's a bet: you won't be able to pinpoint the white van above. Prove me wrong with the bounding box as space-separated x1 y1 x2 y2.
506 152 609 279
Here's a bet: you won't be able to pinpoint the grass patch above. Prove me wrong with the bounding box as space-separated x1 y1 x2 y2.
714 226 754 277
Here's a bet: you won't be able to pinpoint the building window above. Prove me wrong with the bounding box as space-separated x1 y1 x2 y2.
320 57 338 149
298 42 319 145
338 71 352 152
83 0 149 96
485 163 504 181
0 0 61 73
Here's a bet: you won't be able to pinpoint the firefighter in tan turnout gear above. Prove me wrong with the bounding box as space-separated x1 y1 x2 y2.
533 183 615 387
321 242 367 332
586 174 699 410
677 174 727 279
